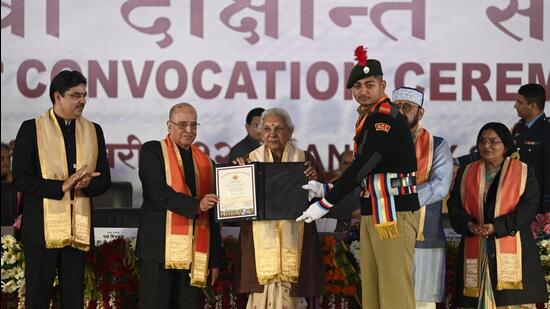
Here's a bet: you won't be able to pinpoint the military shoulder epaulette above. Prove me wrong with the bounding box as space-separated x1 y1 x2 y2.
377 102 399 118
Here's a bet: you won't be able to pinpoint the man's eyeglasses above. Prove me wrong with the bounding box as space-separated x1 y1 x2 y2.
397 103 418 113
478 138 503 146
169 120 200 131
65 92 88 100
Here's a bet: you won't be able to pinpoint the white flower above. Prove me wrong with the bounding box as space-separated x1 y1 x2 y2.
3 251 17 265
2 268 15 281
2 279 17 293
109 290 117 308
1 235 16 250
128 238 137 251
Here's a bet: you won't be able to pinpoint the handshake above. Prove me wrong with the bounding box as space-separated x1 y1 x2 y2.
296 180 333 223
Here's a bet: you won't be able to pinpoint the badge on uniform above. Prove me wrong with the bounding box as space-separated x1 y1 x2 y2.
375 122 391 132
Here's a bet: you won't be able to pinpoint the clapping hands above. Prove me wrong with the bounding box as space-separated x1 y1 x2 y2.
62 164 101 192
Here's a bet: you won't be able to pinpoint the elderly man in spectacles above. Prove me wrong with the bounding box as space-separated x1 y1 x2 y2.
135 103 222 309
392 87 453 309
12 70 111 308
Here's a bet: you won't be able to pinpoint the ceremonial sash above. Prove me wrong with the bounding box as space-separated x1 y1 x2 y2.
414 128 434 241
355 96 417 240
36 108 97 251
461 158 527 297
367 172 416 239
248 142 306 284
161 135 214 287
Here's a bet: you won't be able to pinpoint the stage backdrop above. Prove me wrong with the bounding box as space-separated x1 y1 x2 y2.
2 0 549 206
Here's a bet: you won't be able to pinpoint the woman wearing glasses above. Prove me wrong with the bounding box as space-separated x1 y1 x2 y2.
447 122 547 308
233 108 324 309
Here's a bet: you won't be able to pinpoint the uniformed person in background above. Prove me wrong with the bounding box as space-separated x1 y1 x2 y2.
512 83 549 214
297 46 420 309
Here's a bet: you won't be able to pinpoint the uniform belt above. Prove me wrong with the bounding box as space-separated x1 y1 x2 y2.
389 175 416 188
360 172 416 198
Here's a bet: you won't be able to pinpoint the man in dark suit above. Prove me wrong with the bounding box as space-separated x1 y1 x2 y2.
228 107 264 162
136 103 222 309
512 83 550 214
12 70 111 308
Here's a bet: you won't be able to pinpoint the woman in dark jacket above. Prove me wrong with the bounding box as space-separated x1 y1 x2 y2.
448 122 547 308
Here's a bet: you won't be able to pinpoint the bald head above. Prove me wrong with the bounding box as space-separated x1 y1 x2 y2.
169 103 196 120
167 103 199 149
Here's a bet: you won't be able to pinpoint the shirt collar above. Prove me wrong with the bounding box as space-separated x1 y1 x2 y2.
53 112 74 129
526 112 544 128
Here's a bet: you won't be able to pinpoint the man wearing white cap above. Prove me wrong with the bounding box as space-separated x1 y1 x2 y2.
392 87 453 309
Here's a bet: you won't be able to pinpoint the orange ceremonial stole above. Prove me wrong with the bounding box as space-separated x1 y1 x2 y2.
460 158 527 297
161 135 214 287
414 128 434 241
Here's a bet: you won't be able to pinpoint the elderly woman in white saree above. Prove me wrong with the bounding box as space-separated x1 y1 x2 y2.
233 108 324 309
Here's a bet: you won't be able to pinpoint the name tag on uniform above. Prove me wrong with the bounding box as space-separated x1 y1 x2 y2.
524 141 539 146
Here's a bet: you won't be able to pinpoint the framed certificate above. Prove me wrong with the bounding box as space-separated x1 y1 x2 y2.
215 162 308 222
215 164 257 221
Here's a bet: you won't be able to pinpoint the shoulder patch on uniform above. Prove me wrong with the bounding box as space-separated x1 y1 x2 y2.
375 122 391 132
377 102 399 118
378 102 392 115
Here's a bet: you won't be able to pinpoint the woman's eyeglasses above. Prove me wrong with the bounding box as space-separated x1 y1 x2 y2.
477 138 503 146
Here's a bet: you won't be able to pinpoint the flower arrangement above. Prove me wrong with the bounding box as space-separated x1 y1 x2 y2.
1 234 25 309
322 236 360 304
531 213 550 308
1 235 139 309
531 213 550 239
84 237 139 308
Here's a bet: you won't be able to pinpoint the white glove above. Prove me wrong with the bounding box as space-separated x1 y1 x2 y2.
296 200 330 223
301 180 331 201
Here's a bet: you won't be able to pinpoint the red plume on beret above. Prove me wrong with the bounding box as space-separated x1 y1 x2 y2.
354 45 368 67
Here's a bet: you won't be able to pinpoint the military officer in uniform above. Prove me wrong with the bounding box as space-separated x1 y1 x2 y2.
512 83 549 214
297 46 420 309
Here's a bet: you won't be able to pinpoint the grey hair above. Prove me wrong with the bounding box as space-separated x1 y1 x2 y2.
259 108 294 133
